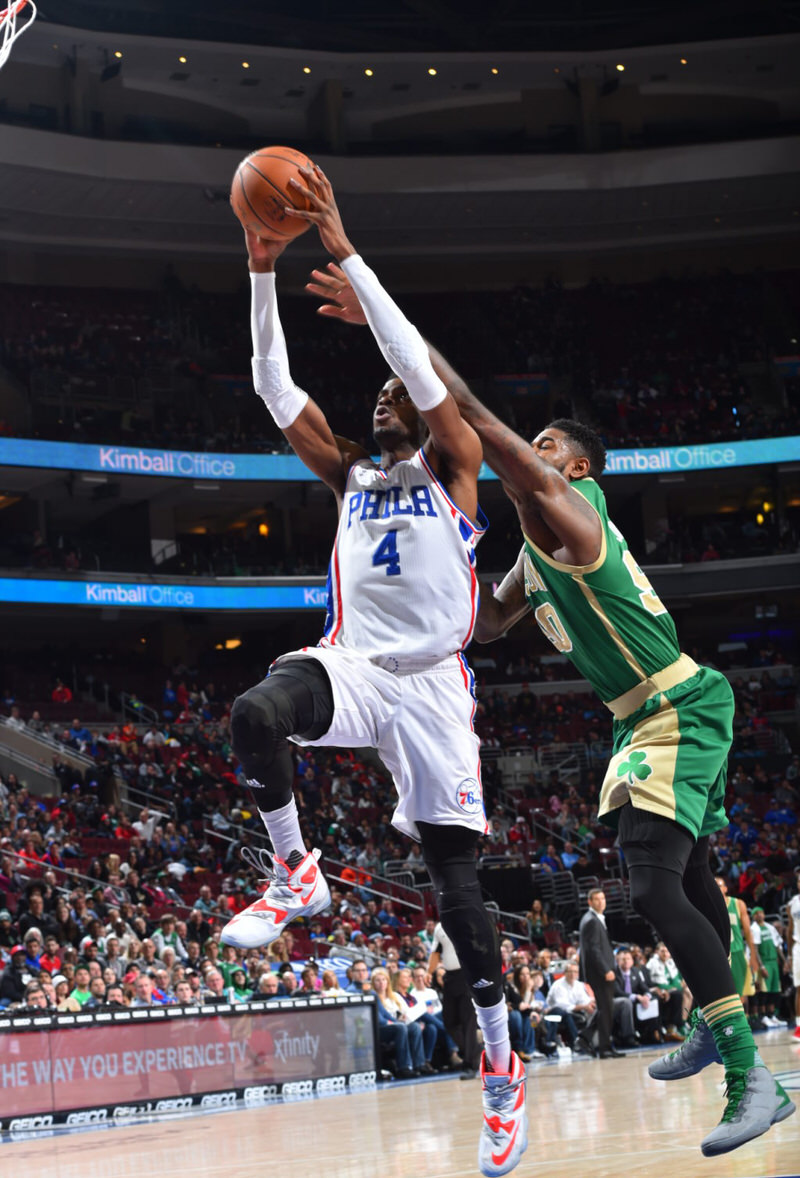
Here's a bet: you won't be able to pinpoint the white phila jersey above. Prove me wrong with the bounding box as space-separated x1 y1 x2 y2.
320 447 488 667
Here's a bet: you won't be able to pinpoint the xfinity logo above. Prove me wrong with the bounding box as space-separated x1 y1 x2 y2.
273 1030 320 1063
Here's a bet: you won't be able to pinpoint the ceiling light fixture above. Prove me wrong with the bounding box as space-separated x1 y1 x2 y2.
303 66 311 74
179 55 187 64
364 67 373 76
428 67 437 76
615 63 625 72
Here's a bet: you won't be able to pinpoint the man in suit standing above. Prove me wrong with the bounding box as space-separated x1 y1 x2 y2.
579 888 625 1057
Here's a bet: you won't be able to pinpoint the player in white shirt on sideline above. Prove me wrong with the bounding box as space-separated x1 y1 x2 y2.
788 875 800 1039
220 165 525 1176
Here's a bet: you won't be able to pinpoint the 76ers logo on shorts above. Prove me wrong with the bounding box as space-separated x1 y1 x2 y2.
456 778 483 815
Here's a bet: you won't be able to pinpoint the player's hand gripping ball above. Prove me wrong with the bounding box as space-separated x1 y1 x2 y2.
230 146 316 239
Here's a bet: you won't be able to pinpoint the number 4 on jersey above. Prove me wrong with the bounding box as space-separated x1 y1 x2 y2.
372 530 401 576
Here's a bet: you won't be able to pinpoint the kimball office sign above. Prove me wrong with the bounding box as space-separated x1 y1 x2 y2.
0 436 797 481
0 579 330 611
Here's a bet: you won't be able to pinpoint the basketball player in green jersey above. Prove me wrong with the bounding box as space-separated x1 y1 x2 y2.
452 412 795 1156
716 875 762 1005
308 263 795 1156
749 907 787 1027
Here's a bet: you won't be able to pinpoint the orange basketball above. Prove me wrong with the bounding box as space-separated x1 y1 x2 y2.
230 146 315 240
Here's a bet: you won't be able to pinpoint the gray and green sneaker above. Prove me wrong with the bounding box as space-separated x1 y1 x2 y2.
701 1066 795 1156
648 1008 721 1081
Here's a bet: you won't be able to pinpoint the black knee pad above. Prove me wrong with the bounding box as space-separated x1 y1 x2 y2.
230 659 334 791
230 686 290 782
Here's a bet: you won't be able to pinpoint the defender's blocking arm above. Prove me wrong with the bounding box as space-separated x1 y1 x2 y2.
473 549 531 643
424 341 602 566
304 262 599 565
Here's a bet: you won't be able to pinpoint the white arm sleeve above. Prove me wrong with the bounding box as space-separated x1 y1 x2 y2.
250 271 309 429
340 254 447 412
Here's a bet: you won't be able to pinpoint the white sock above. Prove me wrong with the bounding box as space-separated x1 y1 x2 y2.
257 795 304 862
474 997 511 1074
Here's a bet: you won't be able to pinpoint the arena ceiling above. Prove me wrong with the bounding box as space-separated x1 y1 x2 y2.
33 0 800 53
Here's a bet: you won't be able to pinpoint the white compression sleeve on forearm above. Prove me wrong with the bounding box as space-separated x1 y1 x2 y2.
340 254 447 412
250 271 308 429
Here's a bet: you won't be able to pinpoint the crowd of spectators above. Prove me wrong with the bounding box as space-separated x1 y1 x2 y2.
0 268 798 456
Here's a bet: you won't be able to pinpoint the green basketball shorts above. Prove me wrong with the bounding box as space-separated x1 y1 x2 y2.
599 665 734 840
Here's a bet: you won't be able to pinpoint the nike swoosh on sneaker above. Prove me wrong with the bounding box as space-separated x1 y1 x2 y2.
291 887 315 904
247 898 289 922
489 1121 519 1166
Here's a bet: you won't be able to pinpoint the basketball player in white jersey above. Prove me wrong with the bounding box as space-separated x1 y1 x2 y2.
789 873 800 1039
222 165 527 1177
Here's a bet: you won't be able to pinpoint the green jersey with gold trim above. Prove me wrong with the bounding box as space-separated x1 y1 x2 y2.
727 897 745 955
521 478 681 704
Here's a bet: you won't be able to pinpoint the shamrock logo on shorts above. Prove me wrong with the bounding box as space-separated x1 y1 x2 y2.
617 749 652 785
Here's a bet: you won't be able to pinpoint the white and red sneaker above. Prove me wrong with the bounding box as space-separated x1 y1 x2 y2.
478 1051 529 1177
221 847 331 950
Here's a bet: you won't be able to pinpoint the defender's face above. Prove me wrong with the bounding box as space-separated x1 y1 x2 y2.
531 427 582 478
373 379 421 445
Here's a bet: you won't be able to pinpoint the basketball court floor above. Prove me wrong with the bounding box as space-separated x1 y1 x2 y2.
4 1036 797 1178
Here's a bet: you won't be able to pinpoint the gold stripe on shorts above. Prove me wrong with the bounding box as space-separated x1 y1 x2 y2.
599 694 681 821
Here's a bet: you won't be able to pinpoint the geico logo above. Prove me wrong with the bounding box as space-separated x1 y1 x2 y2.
65 1110 108 1126
281 1081 314 1099
348 1071 377 1088
112 1107 138 1121
315 1076 346 1093
154 1098 193 1112
9 1116 55 1131
243 1085 279 1106
200 1092 237 1108
8 1117 53 1131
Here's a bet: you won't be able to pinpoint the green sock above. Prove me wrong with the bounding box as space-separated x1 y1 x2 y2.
703 995 758 1072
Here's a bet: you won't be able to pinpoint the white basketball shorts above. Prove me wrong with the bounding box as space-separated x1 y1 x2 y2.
272 644 487 841
793 943 800 987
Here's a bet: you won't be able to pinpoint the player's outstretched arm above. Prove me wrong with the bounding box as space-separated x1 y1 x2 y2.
287 167 483 484
473 549 531 643
424 340 601 565
305 261 599 564
246 230 365 498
